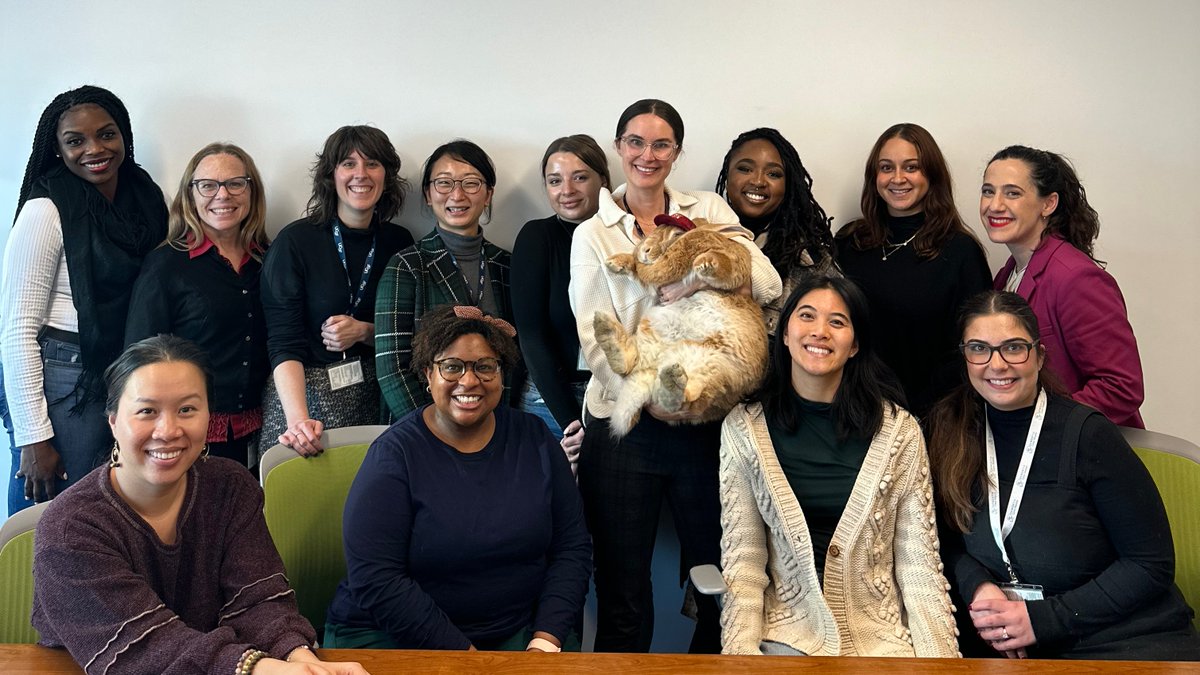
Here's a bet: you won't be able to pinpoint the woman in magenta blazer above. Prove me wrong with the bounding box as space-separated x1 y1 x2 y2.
980 145 1143 428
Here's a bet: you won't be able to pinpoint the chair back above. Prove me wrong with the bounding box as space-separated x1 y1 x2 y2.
1121 426 1200 630
0 502 50 643
261 425 386 636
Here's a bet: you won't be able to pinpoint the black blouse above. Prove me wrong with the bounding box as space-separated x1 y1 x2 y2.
261 216 414 369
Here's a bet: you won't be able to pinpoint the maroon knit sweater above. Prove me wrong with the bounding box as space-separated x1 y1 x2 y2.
32 458 316 674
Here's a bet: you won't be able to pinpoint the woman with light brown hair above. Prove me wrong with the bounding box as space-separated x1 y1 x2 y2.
126 141 270 467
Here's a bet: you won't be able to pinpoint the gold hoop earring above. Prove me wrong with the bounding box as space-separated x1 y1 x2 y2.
108 440 121 468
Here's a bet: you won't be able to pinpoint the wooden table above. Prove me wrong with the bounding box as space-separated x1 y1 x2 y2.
2 644 1197 674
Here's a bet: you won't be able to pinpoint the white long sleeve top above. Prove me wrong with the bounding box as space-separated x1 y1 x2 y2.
1 198 79 445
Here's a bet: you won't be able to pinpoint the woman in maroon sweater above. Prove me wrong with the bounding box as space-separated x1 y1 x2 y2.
31 335 368 675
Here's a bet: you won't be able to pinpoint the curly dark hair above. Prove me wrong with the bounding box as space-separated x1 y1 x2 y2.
410 305 520 382
715 127 834 276
987 145 1101 261
305 125 408 224
15 85 135 223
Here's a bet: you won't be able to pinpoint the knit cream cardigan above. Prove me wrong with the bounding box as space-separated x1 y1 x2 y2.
718 402 960 657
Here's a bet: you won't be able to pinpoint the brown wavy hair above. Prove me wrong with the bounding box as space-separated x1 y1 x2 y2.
838 123 980 260
305 125 408 225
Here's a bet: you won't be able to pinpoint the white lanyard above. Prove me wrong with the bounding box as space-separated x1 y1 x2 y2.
985 389 1048 583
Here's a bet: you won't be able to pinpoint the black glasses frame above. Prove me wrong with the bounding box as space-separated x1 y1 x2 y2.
432 357 502 382
959 340 1040 365
191 176 252 197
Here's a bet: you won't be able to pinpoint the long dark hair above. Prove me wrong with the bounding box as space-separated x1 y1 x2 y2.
926 290 1065 532
838 122 979 259
757 273 905 441
715 127 834 277
15 85 135 223
306 125 408 225
987 145 1101 261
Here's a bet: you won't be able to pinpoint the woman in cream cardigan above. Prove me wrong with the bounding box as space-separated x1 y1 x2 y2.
718 273 959 657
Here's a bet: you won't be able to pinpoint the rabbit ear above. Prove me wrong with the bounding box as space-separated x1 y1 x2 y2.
652 213 696 232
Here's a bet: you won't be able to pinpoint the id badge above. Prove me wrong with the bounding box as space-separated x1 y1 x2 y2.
999 582 1044 601
326 357 364 391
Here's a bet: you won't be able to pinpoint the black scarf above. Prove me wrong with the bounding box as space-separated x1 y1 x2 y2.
27 162 166 406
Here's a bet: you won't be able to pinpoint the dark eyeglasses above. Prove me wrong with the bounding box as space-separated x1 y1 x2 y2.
428 177 486 195
959 340 1039 365
432 357 502 382
191 176 252 197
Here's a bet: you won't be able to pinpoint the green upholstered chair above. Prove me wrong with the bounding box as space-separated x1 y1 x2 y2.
1120 426 1200 630
0 501 50 643
260 425 387 637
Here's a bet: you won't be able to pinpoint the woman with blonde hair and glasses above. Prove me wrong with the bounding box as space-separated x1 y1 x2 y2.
126 142 270 467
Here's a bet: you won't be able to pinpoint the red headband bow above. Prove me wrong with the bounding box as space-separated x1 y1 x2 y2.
452 305 517 338
652 213 697 232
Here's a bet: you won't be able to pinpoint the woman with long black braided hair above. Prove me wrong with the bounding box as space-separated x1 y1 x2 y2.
0 85 166 515
715 127 836 338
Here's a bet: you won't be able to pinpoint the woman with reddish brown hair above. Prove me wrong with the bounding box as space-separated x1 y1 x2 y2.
836 123 991 418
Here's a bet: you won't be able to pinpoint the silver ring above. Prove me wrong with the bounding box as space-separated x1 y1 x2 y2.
1001 627 1010 640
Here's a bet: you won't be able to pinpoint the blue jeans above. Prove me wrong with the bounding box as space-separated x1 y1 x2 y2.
4 334 111 516
519 380 563 437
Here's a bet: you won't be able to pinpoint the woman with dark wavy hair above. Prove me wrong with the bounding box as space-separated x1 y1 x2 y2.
260 126 414 456
836 123 991 418
1 85 166 515
716 127 835 337
927 291 1195 660
980 146 1143 427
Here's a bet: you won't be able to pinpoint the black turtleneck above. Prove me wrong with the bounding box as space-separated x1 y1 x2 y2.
835 213 991 417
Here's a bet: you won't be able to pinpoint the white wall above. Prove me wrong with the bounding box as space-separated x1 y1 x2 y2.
2 5 1197 466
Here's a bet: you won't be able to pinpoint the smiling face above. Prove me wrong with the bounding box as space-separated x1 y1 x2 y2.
334 149 385 224
616 113 677 191
426 156 492 236
725 138 785 221
191 153 250 238
108 361 209 495
424 333 504 433
874 137 929 217
57 103 126 201
980 158 1058 257
963 312 1044 411
544 151 604 223
782 288 859 399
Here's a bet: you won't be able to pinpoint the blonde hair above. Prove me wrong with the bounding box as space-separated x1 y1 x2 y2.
167 142 268 260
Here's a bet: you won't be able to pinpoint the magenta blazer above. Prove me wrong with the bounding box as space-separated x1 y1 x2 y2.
995 235 1144 428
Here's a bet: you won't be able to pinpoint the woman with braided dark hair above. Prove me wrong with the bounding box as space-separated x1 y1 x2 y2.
981 146 1143 427
835 123 991 417
716 127 835 337
0 85 166 515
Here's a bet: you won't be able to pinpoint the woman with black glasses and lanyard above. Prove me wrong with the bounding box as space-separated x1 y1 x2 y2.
260 126 413 456
375 140 517 422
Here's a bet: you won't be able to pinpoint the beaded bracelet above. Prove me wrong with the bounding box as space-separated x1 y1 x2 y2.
235 649 269 675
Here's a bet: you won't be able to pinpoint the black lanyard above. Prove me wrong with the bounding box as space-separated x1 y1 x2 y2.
448 251 488 306
331 219 377 314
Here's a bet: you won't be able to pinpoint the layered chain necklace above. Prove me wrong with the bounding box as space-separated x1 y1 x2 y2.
880 232 918 261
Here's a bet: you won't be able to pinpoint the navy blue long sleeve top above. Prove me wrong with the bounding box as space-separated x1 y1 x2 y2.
327 405 591 649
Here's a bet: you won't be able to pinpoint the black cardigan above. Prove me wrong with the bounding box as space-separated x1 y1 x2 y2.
510 215 588 428
125 244 269 413
261 216 413 369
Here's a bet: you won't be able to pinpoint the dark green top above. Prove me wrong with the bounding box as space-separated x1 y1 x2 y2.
767 394 870 581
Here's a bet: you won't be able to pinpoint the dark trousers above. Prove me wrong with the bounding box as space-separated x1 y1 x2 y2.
578 414 722 653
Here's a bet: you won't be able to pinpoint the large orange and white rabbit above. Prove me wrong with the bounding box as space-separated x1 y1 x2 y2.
594 214 768 437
